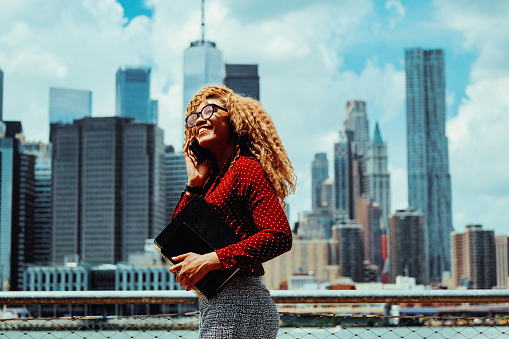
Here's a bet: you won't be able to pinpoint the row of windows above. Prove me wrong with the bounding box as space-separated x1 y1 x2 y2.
30 273 86 284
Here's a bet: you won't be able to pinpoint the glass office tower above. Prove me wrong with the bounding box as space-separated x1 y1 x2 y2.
0 68 3 121
0 122 36 291
51 117 165 265
405 48 453 283
164 146 187 223
116 67 157 125
312 153 329 211
49 88 92 124
224 64 260 100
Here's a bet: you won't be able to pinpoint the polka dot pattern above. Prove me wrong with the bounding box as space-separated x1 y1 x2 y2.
173 156 292 276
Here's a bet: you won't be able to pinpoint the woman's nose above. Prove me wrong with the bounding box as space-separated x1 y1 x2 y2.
195 114 206 126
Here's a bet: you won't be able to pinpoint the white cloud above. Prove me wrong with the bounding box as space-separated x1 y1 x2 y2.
435 0 509 81
335 57 405 123
385 0 406 28
446 91 455 108
447 78 509 195
436 0 509 235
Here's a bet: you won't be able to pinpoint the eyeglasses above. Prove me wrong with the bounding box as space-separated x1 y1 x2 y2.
185 104 228 128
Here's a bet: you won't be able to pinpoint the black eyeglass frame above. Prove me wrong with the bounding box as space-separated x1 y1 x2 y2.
185 104 228 128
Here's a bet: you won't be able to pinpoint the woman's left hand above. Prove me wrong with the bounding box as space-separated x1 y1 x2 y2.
169 252 223 290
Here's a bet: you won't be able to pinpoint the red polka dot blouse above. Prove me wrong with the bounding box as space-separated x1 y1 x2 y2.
172 156 293 276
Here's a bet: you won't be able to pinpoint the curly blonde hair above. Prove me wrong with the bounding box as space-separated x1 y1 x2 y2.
184 85 297 206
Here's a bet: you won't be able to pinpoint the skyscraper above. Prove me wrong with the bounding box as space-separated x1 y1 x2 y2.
116 67 158 125
334 101 371 224
0 122 14 290
495 236 508 288
333 131 351 222
405 48 453 282
183 42 223 110
0 122 36 291
0 68 3 121
23 142 52 265
51 117 165 264
333 223 365 282
164 146 187 223
356 199 382 270
224 64 260 100
365 122 391 230
451 225 496 289
344 100 369 156
183 0 223 136
49 87 92 124
150 99 159 125
311 153 329 211
342 101 368 222
389 209 426 284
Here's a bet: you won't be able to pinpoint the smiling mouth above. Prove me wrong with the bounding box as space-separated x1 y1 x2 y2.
198 126 212 134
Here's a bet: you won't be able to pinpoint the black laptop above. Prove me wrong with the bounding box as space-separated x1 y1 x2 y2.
154 195 240 299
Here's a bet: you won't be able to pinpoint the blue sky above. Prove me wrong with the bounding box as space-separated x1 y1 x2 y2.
1 0 508 236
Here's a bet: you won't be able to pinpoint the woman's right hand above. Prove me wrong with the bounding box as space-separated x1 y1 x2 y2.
183 138 211 189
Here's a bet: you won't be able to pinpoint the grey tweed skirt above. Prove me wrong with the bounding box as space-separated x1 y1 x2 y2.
198 276 279 339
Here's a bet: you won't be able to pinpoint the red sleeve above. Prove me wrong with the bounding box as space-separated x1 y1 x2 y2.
215 158 292 269
170 191 192 220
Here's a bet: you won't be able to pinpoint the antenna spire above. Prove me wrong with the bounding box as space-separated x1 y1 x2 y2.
201 0 205 43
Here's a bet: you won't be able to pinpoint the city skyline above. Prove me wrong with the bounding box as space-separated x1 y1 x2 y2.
0 1 508 235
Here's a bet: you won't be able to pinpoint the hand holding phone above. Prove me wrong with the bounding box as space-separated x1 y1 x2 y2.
189 139 214 163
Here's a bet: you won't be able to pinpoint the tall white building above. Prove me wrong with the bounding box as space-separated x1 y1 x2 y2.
405 48 453 283
182 1 224 141
183 41 223 114
365 122 391 230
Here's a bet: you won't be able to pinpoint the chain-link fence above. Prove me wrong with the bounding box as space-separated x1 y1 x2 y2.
1 290 509 338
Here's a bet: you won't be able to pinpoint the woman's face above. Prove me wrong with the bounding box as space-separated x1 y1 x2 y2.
193 98 235 152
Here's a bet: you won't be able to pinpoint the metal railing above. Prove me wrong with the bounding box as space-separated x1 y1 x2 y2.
2 290 509 338
2 289 509 305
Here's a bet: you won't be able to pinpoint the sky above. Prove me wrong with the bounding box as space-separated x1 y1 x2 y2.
1 0 508 236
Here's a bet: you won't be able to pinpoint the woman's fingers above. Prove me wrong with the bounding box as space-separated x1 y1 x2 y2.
172 253 190 261
168 252 210 290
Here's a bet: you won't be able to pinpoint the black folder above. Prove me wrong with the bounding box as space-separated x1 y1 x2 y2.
154 195 240 299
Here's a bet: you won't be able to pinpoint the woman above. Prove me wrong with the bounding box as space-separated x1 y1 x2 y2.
169 85 296 338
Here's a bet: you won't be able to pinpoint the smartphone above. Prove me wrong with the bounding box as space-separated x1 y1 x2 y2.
189 139 213 163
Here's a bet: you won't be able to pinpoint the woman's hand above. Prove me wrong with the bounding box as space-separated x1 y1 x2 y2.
183 138 211 189
169 252 223 290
